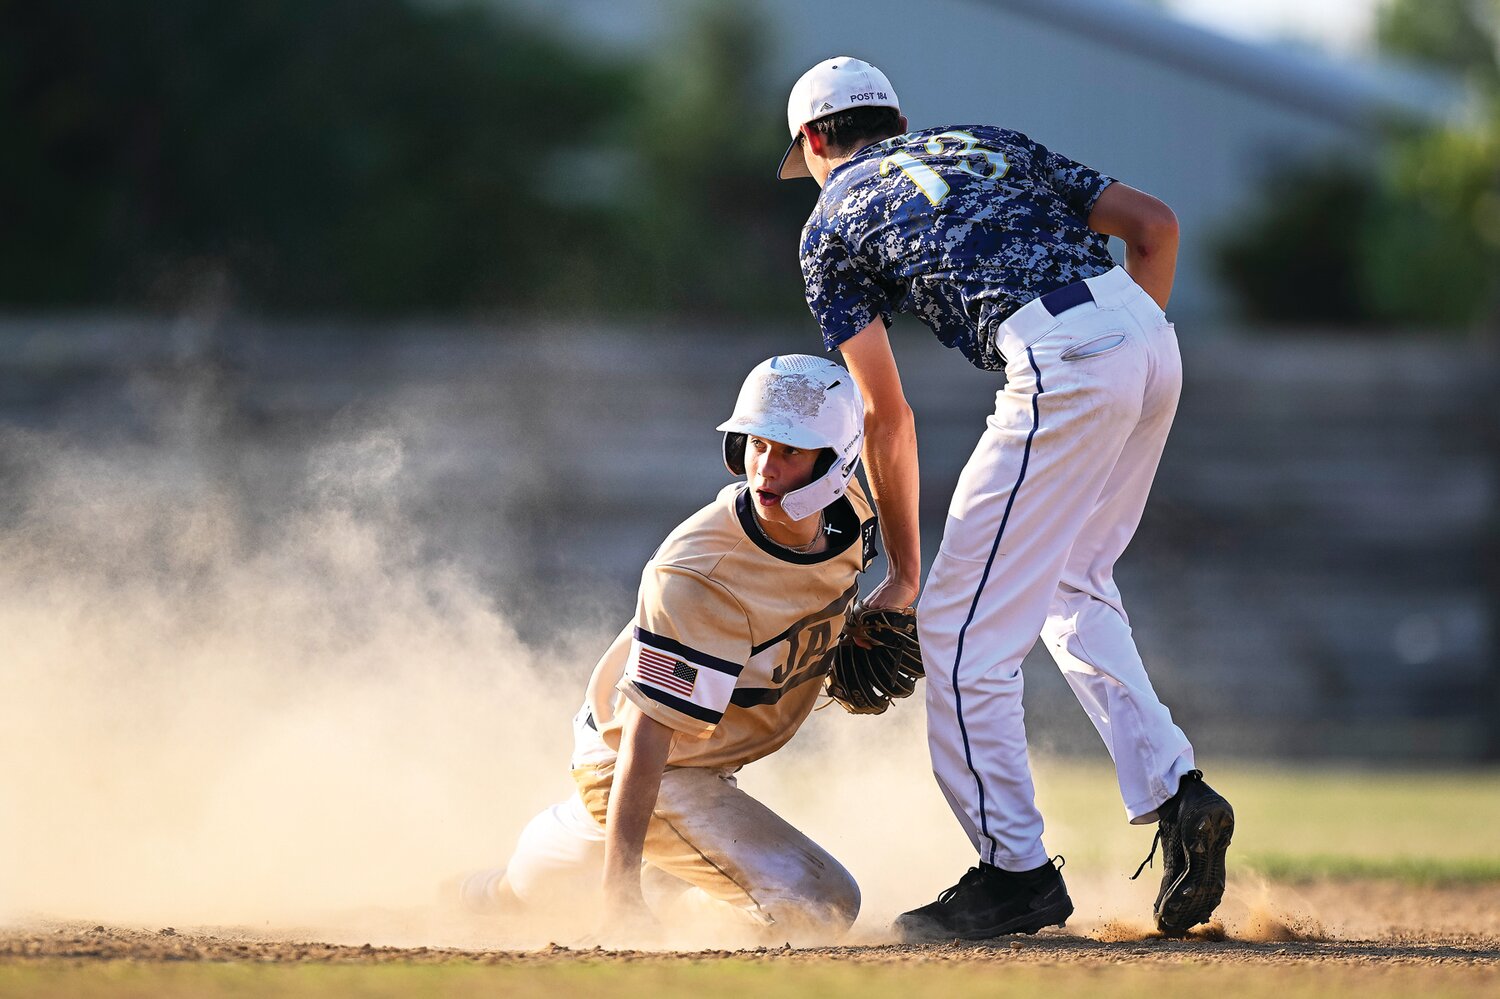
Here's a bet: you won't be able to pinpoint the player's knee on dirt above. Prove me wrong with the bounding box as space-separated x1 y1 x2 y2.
758 862 861 941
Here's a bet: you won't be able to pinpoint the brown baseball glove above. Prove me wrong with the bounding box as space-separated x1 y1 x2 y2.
825 600 925 715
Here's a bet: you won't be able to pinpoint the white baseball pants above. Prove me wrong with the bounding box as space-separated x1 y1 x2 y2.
504 794 609 906
918 266 1197 871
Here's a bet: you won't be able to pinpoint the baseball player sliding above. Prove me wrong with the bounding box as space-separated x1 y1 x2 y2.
779 57 1234 939
460 356 922 944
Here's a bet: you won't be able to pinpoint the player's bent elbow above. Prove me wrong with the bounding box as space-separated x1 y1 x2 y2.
864 399 916 440
1091 184 1177 246
1144 202 1179 244
1114 195 1176 249
1122 206 1179 269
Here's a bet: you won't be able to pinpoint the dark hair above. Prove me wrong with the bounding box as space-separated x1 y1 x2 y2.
812 448 837 478
806 106 903 156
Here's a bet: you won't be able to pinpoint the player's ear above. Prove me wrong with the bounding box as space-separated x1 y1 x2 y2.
802 124 828 158
897 114 908 134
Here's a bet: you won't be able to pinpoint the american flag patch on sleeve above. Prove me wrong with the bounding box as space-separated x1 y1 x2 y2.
636 647 699 698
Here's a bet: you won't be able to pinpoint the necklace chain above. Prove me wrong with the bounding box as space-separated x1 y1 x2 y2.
765 511 824 554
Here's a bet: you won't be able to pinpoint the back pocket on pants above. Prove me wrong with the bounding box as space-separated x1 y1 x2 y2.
1060 332 1128 361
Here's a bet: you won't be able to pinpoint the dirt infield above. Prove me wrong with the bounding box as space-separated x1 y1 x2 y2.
2 924 1496 970
4 882 1497 969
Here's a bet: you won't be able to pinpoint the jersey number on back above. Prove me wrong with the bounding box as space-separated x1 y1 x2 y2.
879 130 1010 207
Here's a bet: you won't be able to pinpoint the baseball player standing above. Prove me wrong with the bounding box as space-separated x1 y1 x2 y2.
779 57 1234 939
461 355 903 944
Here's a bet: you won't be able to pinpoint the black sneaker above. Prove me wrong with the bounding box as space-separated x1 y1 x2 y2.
893 857 1073 942
1132 770 1234 936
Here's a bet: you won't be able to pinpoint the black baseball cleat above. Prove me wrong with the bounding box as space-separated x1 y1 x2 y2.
1132 770 1234 936
893 857 1073 942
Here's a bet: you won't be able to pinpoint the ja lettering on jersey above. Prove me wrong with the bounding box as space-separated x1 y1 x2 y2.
801 125 1116 372
576 480 875 772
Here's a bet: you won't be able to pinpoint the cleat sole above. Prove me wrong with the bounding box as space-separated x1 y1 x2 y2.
1155 800 1234 936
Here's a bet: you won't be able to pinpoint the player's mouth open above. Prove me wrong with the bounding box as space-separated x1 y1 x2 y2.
755 488 781 507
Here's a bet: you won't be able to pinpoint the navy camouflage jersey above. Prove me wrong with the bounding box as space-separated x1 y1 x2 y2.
800 125 1116 371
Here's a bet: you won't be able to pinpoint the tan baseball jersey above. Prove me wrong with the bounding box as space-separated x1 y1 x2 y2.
574 480 876 772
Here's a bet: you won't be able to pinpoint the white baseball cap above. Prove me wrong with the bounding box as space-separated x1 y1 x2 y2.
778 56 900 181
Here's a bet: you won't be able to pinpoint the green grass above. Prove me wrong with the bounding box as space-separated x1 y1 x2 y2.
1236 853 1500 885
1030 759 1500 884
3 960 1496 999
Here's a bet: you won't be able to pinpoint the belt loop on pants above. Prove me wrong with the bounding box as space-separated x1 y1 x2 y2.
1039 280 1095 317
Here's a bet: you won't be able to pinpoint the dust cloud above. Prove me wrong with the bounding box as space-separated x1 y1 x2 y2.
0 358 1249 950
0 393 598 939
1228 874 1329 943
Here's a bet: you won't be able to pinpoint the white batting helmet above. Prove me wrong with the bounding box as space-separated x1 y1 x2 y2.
716 355 865 521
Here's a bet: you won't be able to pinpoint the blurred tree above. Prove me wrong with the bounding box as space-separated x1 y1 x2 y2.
0 0 631 313
1365 0 1500 329
588 2 812 320
1213 160 1379 324
1376 0 1500 93
1360 119 1500 327
0 0 812 321
1213 0 1500 330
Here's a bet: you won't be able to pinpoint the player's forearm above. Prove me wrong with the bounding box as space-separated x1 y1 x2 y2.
601 708 675 910
862 402 921 597
838 317 922 606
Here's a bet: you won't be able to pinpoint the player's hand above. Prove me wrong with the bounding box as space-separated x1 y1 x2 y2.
598 887 663 948
863 575 919 612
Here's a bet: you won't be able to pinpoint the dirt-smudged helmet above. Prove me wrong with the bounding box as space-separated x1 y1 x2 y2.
716 355 865 521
